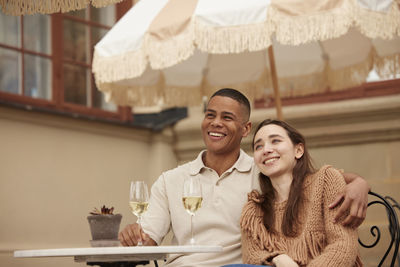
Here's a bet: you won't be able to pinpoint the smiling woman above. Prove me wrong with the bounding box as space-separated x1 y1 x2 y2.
253 124 304 187
240 119 362 267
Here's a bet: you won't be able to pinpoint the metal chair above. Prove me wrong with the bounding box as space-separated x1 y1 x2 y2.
359 191 400 267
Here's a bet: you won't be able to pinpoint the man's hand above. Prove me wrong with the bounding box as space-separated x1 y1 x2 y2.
329 174 370 228
272 254 299 267
118 223 157 246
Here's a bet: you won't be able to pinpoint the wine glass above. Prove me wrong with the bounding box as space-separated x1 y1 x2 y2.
129 181 149 246
182 176 202 245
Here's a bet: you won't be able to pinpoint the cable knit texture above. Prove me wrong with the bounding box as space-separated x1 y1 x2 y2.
240 165 363 267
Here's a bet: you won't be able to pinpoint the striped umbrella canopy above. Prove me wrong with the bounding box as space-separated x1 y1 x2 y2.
93 0 400 117
0 0 123 16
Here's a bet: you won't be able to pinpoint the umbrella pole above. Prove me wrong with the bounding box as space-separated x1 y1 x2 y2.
268 46 283 120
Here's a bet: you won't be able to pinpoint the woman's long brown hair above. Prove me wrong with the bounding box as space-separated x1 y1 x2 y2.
252 119 315 237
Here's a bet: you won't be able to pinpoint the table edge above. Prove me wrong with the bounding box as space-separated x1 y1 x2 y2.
14 245 223 258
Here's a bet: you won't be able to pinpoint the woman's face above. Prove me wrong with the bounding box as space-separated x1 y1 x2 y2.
253 124 304 179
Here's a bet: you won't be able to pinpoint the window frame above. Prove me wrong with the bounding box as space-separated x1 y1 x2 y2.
0 1 132 122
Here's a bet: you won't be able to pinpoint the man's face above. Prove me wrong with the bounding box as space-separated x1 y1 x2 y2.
201 95 251 156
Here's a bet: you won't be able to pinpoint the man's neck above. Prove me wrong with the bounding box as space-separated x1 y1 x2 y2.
203 149 241 177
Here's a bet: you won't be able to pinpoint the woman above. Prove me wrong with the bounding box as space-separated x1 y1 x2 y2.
240 119 362 267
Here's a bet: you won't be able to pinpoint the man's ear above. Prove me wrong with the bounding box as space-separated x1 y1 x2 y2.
242 121 252 137
295 143 304 159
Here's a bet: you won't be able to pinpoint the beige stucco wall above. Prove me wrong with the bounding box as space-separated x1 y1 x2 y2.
0 106 177 267
1 93 399 266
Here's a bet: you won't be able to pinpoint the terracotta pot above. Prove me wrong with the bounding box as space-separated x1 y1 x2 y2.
87 214 122 240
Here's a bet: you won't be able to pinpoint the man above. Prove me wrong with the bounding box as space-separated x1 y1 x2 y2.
119 88 369 266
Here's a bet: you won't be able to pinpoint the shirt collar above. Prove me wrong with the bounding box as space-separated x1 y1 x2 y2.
189 149 253 175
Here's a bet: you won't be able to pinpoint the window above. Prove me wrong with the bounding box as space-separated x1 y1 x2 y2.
0 3 131 121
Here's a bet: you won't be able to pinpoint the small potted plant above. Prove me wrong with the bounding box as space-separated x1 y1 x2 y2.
87 205 122 247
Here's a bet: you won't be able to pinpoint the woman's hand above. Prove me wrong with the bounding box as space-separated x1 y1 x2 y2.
272 254 299 267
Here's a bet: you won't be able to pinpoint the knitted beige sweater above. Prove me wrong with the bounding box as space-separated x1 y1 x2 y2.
240 165 363 267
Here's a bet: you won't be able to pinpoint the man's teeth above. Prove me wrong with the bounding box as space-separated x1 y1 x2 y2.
209 132 224 137
264 158 278 164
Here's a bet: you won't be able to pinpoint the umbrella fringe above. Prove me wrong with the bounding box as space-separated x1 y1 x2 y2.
194 20 272 54
374 53 400 79
96 50 400 107
327 51 374 91
96 78 267 108
270 0 354 46
355 1 400 39
274 73 329 98
270 0 400 45
202 73 267 104
162 86 204 107
266 53 373 97
265 49 400 97
0 0 123 15
98 82 165 107
0 0 91 15
145 20 196 70
97 72 204 107
93 20 196 83
328 49 400 91
91 0 123 8
92 48 148 84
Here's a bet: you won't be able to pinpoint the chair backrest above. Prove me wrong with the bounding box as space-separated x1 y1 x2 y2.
359 191 400 267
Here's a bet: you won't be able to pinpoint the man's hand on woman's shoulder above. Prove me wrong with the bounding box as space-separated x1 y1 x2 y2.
329 173 370 228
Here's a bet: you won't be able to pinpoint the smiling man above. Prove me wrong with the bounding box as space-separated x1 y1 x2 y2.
118 88 370 267
201 90 251 176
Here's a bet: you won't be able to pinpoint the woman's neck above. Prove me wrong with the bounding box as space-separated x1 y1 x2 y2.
270 174 293 203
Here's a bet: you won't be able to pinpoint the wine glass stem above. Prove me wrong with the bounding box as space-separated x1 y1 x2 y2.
190 215 195 245
137 216 143 246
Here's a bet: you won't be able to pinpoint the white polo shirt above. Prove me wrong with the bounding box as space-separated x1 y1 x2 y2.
141 149 260 267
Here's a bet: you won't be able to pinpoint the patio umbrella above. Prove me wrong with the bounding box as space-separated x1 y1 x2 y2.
0 0 122 16
92 0 400 118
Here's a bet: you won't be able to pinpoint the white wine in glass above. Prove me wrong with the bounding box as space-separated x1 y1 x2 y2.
129 181 149 246
182 176 202 245
182 196 202 215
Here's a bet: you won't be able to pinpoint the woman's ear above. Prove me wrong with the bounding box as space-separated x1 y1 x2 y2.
295 143 304 159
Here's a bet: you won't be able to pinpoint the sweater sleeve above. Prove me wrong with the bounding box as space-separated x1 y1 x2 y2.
240 197 284 265
307 167 360 267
